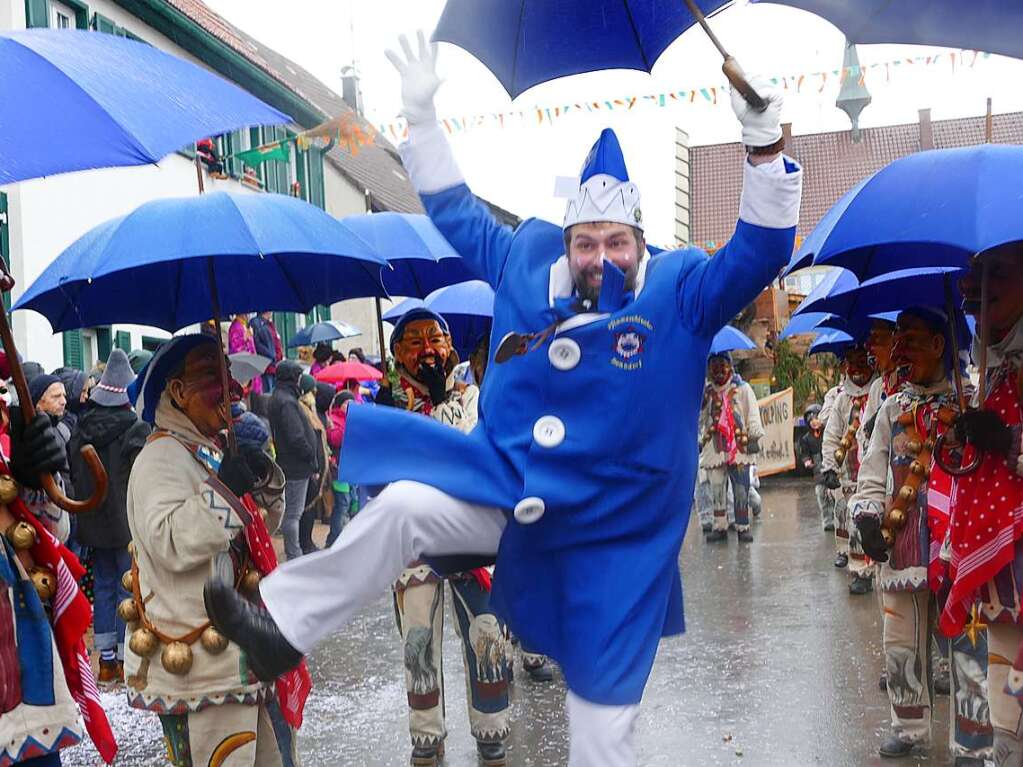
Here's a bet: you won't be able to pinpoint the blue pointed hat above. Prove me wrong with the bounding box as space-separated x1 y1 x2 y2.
561 128 643 231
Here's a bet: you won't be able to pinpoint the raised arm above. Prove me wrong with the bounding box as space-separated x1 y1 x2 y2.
388 32 513 288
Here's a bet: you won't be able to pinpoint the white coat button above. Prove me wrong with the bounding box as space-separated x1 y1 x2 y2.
533 415 565 448
548 338 581 371
514 497 546 524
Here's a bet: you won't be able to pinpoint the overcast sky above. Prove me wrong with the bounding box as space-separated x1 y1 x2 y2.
205 0 1023 246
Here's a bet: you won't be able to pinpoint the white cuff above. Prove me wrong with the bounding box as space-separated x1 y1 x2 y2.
739 154 802 229
398 122 465 195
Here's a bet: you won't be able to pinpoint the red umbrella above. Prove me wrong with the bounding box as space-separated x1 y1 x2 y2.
313 360 383 383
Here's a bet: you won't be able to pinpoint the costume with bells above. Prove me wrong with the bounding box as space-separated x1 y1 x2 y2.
210 36 802 766
698 354 764 541
850 309 990 760
381 308 509 766
125 336 309 767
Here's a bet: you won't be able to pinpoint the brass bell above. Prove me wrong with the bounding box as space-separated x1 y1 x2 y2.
881 527 896 547
117 598 140 623
241 569 262 593
906 439 922 455
923 439 935 453
127 541 136 558
121 570 134 592
29 566 56 601
839 436 852 450
200 626 229 655
5 520 36 550
834 448 846 465
898 485 917 504
0 475 18 505
161 641 194 676
886 508 907 529
129 627 159 657
910 460 928 478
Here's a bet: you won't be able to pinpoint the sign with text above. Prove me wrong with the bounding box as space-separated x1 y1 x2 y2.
757 388 795 477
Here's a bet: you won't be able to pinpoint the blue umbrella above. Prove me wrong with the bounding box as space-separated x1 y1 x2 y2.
814 310 899 339
434 0 732 99
425 280 495 318
782 177 871 277
342 212 475 298
791 268 858 316
710 325 756 354
803 267 966 319
803 145 1023 281
13 192 388 332
779 311 832 339
0 29 288 185
383 297 427 323
809 329 854 356
287 320 363 349
752 0 1023 62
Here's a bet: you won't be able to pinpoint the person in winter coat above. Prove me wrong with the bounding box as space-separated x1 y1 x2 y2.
69 349 151 686
229 314 262 395
249 312 283 394
796 403 834 530
268 361 318 560
325 390 356 547
297 375 329 555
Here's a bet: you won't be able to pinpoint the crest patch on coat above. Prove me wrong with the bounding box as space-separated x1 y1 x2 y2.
608 315 653 371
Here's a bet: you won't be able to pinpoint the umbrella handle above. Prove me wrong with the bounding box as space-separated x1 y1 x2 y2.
681 0 767 112
0 266 108 513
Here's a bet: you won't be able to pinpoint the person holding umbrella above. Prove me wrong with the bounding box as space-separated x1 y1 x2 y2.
249 312 284 394
205 32 801 763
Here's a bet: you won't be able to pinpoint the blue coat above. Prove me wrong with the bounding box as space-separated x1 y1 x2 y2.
341 183 794 704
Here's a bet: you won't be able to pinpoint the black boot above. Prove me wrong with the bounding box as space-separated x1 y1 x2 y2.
878 734 917 758
476 741 506 766
705 529 727 543
934 670 951 695
701 522 712 534
849 575 873 595
879 671 888 691
523 658 554 683
953 757 986 766
411 743 442 767
203 577 303 682
299 506 319 555
834 553 849 568
736 528 754 543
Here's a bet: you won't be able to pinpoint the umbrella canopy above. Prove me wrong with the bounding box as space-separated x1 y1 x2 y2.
779 311 832 339
424 280 495 318
342 212 475 297
288 320 362 349
0 29 289 185
809 329 854 355
782 177 871 277
383 297 428 323
228 352 272 387
791 268 858 317
753 0 1023 62
802 145 1023 281
434 0 732 99
313 360 383 383
710 325 756 354
14 192 388 332
803 267 966 318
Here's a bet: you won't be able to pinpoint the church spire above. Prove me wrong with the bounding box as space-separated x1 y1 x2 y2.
836 41 872 142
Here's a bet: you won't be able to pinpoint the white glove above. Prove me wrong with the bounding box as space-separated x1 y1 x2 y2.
730 75 783 148
384 31 442 126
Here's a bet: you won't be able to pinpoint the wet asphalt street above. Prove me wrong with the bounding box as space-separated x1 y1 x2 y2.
68 476 962 766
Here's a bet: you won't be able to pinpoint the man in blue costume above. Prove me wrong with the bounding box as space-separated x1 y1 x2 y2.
205 32 802 764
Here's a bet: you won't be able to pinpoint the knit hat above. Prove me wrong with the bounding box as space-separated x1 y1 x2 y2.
129 334 218 424
127 349 153 374
708 351 732 364
91 349 135 407
299 374 316 396
22 361 44 384
390 308 450 353
28 373 61 406
275 359 303 385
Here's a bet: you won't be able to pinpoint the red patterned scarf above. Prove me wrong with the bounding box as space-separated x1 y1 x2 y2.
939 369 1023 636
13 490 117 763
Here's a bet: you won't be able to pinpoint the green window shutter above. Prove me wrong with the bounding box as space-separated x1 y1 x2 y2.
308 147 325 210
304 309 316 327
96 327 112 362
229 129 245 178
25 0 50 27
63 330 84 370
273 312 300 358
115 330 131 352
317 305 330 323
64 0 89 29
91 12 116 34
141 336 163 352
294 147 308 200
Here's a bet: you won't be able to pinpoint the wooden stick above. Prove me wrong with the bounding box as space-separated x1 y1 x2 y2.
944 274 967 413
681 0 767 112
978 259 991 404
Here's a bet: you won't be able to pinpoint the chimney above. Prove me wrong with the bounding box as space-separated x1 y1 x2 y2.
341 65 363 115
918 108 933 150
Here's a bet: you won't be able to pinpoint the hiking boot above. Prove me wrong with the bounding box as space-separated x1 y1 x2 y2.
476 741 506 766
705 529 727 543
97 660 123 687
823 523 835 531
411 743 441 767
934 671 951 696
954 757 986 766
736 529 754 543
849 575 873 595
522 659 554 683
878 734 918 758
879 671 888 691
701 522 712 534
834 553 849 568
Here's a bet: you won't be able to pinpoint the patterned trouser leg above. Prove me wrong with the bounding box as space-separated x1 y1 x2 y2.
846 488 872 578
882 589 933 746
834 491 851 557
708 467 730 532
948 627 993 759
986 623 1023 766
695 476 713 528
729 465 751 531
448 578 511 745
814 483 835 529
158 702 283 767
709 466 749 531
394 578 447 747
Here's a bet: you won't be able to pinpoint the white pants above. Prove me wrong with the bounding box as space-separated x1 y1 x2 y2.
260 480 640 766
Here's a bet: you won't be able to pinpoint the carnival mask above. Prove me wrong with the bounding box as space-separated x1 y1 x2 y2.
708 357 732 387
865 321 895 373
892 315 946 385
394 319 453 378
167 345 227 438
959 245 1023 336
845 347 873 387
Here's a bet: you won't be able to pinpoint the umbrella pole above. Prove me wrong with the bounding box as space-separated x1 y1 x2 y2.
375 296 387 364
978 259 991 404
681 0 766 111
944 274 967 413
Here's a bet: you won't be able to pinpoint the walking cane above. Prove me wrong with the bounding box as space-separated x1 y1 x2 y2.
682 0 768 112
0 263 108 512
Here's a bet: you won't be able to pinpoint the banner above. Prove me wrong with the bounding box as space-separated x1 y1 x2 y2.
757 388 795 477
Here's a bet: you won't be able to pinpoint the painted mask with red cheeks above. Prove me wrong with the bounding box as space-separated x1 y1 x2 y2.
891 313 946 386
708 356 732 386
394 320 452 379
865 321 896 374
166 345 227 438
845 346 873 387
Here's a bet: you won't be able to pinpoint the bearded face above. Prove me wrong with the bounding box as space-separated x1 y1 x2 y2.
566 222 642 305
892 314 946 385
166 345 227 438
394 319 453 379
845 347 873 387
708 357 732 386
